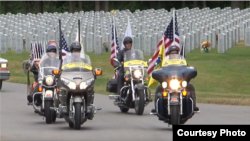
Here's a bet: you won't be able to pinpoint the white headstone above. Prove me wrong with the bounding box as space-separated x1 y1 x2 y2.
144 35 152 56
218 33 226 53
184 33 191 53
87 32 94 52
16 34 23 54
0 33 7 53
94 35 102 55
245 27 250 46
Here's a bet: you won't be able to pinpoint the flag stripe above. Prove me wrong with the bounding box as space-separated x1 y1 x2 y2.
147 10 180 76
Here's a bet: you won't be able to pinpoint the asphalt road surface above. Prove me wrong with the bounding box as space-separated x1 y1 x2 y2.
1 82 250 141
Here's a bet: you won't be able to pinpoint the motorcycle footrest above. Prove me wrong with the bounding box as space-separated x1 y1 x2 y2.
150 112 157 115
50 107 58 111
95 107 102 110
194 110 200 113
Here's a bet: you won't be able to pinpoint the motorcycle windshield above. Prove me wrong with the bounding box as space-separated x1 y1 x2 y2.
61 52 92 72
123 49 147 67
152 54 197 83
161 54 187 67
39 52 60 77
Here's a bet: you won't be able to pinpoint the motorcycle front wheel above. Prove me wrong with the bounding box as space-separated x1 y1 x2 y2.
44 100 53 124
134 90 145 115
73 103 82 130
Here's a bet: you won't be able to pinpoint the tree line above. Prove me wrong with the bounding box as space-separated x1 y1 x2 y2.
0 1 249 15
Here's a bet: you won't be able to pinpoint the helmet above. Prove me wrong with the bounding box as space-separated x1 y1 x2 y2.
123 36 133 46
46 45 57 53
167 45 179 54
69 41 81 52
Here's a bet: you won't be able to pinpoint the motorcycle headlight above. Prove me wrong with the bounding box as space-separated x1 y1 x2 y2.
162 82 167 88
45 76 54 86
68 82 76 89
61 78 76 89
80 78 94 89
1 63 7 68
133 69 142 79
169 79 179 90
80 82 87 89
182 81 187 88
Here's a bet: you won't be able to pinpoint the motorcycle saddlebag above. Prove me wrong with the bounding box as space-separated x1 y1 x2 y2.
106 78 117 93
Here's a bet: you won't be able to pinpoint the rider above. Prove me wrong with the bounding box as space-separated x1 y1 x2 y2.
40 44 60 67
116 36 141 96
151 45 199 113
27 41 59 104
64 41 88 63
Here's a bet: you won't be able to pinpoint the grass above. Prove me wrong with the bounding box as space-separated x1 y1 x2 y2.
1 40 250 106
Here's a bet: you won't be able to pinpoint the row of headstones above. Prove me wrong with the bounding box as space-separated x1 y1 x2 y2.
0 7 249 54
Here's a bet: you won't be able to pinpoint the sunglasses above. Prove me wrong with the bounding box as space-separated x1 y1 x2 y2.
72 49 80 52
125 42 132 44
48 50 56 53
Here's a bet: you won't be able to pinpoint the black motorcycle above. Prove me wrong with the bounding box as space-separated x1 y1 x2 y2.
150 53 199 127
107 49 152 115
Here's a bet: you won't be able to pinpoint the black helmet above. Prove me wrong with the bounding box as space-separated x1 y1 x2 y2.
46 45 57 53
123 36 133 46
167 45 179 54
69 41 81 52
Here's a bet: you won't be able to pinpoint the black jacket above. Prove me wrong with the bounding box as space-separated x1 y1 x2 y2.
117 49 142 74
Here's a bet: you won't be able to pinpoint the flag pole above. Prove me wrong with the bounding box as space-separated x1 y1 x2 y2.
173 9 175 46
59 19 63 70
78 19 80 42
113 15 118 79
113 16 117 56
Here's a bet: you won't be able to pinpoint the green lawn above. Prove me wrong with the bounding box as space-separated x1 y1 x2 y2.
1 41 250 106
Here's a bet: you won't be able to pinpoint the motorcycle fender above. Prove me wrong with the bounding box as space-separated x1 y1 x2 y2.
44 90 53 100
73 96 82 103
134 84 145 91
169 95 180 105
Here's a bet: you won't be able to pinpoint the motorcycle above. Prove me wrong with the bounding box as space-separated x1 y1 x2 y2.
30 52 60 124
150 53 199 127
108 49 152 115
53 52 102 130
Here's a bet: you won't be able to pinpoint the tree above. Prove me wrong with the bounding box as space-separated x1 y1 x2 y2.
78 1 82 11
69 1 75 13
193 1 197 8
38 1 43 13
104 1 109 12
182 1 185 8
203 1 206 8
149 1 156 9
95 1 100 11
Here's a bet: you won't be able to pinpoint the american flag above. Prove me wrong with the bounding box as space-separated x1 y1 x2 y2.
61 32 70 56
147 11 180 76
164 11 180 55
110 19 119 66
29 42 43 62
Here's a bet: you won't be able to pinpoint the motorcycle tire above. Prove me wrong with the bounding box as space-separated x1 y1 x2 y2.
45 100 53 124
170 105 180 126
73 103 82 130
134 90 145 115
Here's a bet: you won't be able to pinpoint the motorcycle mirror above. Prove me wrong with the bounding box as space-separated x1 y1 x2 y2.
95 68 102 76
112 58 120 68
147 58 152 66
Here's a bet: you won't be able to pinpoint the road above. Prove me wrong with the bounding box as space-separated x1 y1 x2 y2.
1 82 250 141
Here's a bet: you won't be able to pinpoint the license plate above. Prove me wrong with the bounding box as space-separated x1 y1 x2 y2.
45 90 53 97
171 97 178 101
